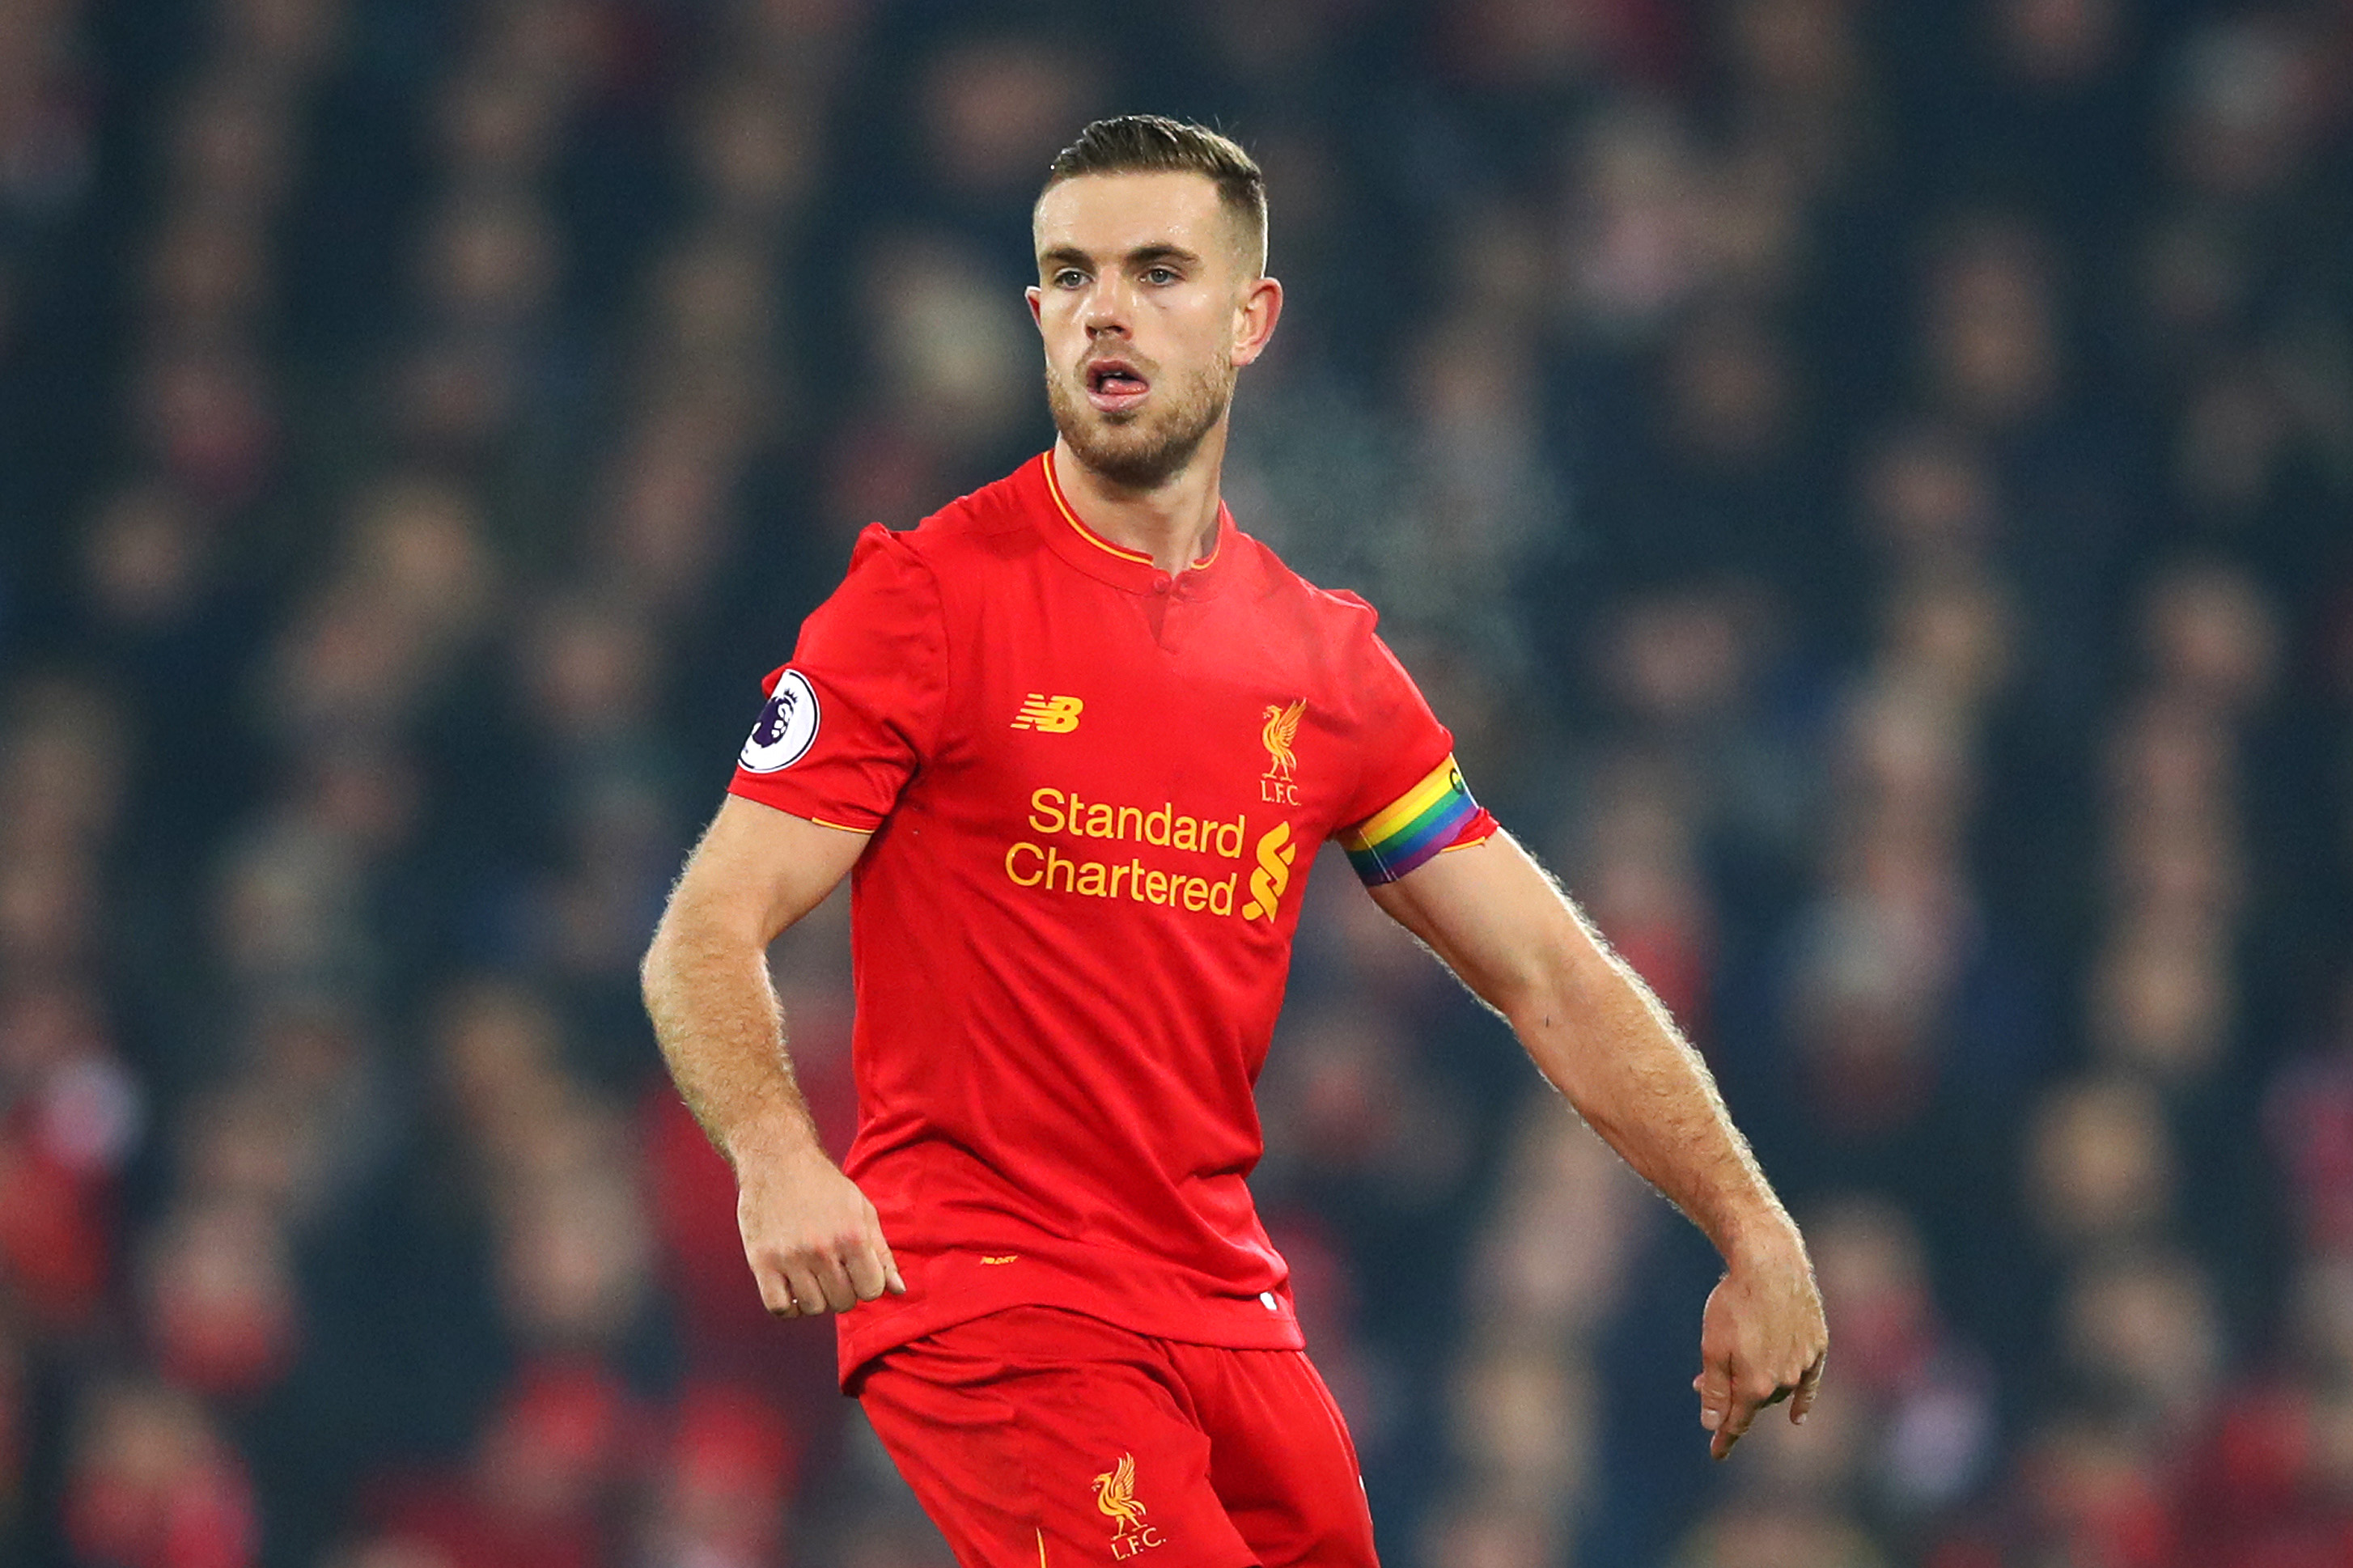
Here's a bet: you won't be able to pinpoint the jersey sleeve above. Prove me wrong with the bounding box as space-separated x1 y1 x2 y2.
727 523 946 832
1330 625 1498 886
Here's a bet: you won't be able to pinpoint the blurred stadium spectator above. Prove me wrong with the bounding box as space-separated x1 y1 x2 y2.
0 2 2348 1565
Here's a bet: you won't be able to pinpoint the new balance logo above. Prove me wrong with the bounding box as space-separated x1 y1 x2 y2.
1011 694 1084 732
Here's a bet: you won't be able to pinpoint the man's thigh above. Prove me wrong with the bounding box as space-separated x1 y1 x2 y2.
855 1307 1376 1568
1172 1340 1378 1568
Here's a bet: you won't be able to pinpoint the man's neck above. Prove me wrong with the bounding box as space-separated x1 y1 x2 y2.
1050 430 1227 574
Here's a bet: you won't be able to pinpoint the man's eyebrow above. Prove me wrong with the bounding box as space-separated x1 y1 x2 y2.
1124 244 1202 269
1036 243 1206 272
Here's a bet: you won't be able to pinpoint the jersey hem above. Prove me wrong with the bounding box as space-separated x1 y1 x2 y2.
835 1244 1306 1388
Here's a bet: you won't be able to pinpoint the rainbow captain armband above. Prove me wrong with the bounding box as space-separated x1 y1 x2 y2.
1338 755 1496 886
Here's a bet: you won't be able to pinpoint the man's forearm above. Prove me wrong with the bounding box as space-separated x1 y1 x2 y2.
1372 833 1823 1449
1505 923 1795 1265
641 914 824 1172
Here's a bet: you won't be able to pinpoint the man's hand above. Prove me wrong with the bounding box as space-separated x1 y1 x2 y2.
1693 1232 1826 1459
736 1146 907 1317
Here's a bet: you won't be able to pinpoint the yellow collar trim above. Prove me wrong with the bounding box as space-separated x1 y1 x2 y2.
1043 449 1222 570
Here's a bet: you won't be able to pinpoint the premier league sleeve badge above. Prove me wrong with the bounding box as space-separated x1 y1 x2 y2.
738 669 820 772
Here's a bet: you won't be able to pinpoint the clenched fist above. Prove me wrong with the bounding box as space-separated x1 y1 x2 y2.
736 1146 907 1317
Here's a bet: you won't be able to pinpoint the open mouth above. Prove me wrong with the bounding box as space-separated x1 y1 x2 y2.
1084 358 1151 414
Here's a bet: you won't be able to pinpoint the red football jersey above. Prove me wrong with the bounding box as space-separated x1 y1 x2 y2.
727 451 1494 1380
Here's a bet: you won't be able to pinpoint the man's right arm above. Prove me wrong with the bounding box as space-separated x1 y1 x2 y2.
641 793 905 1317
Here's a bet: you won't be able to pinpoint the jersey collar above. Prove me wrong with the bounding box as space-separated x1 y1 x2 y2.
1037 448 1234 598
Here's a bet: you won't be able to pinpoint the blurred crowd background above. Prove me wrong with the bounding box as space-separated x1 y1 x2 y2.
2 1 2351 1566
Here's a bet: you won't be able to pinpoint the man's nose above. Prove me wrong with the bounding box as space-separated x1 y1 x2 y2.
1083 277 1131 336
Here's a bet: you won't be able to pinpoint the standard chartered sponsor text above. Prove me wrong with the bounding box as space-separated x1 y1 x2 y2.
1005 787 1288 918
1025 787 1246 855
1004 841 1239 913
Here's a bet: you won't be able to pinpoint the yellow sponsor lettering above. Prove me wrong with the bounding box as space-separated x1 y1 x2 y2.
1022 786 1245 858
1005 842 1239 917
1007 783 1264 921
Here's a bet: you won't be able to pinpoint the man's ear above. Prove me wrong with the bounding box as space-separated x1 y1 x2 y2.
1024 285 1044 328
1230 274 1284 369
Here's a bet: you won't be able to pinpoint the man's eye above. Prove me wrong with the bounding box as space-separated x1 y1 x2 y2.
1143 267 1178 285
1054 269 1087 288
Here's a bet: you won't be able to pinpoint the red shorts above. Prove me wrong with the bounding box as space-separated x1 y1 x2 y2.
854 1306 1380 1568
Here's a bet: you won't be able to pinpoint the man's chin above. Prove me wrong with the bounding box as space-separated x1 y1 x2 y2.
1062 429 1197 491
1047 374 1227 490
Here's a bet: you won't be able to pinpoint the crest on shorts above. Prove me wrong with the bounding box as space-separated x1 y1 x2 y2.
1092 1452 1164 1555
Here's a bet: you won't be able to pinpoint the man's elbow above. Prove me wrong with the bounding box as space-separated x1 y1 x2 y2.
1488 925 1617 1032
642 879 772 999
641 884 720 1006
640 906 684 1009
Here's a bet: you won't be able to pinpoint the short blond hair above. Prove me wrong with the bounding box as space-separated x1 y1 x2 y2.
1041 115 1267 273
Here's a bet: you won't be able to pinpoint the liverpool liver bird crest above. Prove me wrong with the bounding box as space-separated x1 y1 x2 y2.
1093 1451 1147 1536
1261 698 1306 781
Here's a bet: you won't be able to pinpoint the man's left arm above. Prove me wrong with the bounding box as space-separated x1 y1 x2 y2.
1368 828 1826 1459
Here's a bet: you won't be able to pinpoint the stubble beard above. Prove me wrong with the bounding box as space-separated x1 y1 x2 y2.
1046 349 1235 492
